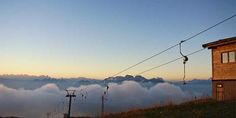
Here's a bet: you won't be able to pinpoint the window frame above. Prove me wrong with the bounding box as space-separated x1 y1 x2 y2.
221 52 228 63
229 51 236 63
221 50 236 64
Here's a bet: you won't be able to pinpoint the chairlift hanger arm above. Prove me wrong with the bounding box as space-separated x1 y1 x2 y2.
179 41 188 84
179 41 189 64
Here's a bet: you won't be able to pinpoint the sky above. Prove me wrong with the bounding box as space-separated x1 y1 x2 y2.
0 0 235 79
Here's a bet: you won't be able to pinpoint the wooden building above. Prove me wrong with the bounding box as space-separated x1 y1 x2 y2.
203 36 236 101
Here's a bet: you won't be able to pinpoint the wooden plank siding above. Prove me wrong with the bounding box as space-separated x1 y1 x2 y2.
203 37 236 101
212 43 236 80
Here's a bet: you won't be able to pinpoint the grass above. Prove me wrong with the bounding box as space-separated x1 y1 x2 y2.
104 99 236 118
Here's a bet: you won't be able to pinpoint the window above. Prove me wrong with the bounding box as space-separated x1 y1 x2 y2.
222 52 228 63
229 51 235 62
221 51 236 63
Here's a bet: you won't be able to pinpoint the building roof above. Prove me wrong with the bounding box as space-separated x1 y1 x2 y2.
202 36 236 49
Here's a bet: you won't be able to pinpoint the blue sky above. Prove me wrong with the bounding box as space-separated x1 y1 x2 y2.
0 0 235 79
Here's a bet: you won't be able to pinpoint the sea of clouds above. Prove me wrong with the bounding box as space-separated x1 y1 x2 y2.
0 80 211 118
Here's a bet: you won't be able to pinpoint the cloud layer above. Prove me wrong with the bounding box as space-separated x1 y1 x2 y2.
0 81 211 118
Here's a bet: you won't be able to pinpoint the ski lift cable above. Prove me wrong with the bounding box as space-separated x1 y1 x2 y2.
111 14 236 77
136 48 205 75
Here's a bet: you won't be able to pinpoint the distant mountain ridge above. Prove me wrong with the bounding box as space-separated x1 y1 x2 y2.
0 74 94 80
104 75 164 83
0 74 51 79
0 74 210 90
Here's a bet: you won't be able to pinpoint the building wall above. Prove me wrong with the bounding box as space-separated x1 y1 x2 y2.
211 42 236 100
212 80 236 100
212 42 236 80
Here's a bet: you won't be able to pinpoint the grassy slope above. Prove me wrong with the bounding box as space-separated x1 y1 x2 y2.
105 99 236 118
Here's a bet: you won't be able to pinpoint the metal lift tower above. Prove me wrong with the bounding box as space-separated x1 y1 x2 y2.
66 90 76 118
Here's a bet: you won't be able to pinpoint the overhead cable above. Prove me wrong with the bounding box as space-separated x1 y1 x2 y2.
111 14 236 77
136 48 206 75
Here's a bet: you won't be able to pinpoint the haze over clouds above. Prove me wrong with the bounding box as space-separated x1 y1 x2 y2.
0 80 211 118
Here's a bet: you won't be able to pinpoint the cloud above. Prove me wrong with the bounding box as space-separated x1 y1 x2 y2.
0 83 63 118
0 81 211 118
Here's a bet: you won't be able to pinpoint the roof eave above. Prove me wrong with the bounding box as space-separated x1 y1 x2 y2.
202 37 236 49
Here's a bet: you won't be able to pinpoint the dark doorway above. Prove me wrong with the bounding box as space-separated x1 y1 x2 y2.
216 84 224 101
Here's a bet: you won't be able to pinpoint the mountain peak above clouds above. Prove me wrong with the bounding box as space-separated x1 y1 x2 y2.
104 75 165 84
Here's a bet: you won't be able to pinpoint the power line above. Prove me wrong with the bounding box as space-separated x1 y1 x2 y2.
136 48 206 75
111 14 236 77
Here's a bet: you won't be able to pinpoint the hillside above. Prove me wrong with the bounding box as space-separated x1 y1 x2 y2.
105 99 236 118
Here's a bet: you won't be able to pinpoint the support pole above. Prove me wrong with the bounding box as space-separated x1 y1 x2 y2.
66 90 76 118
68 96 72 118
